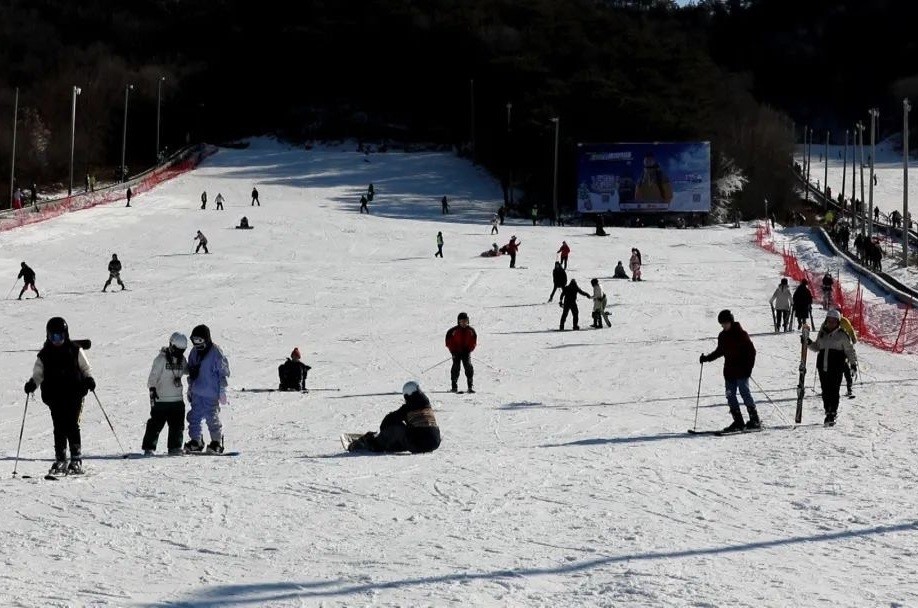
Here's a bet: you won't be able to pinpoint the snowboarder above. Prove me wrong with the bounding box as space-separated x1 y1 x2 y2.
144 333 189 455
23 317 95 475
821 272 834 310
629 248 643 281
818 311 858 398
590 278 608 328
194 230 209 254
699 309 760 432
769 278 793 331
185 324 230 454
506 236 521 268
807 309 857 425
441 195 449 214
445 312 477 393
126 187 133 207
792 279 814 329
558 279 590 331
278 347 311 391
359 194 369 214
17 262 40 299
548 261 567 302
200 191 207 210
102 254 126 292
236 216 252 229
557 241 571 270
215 193 224 210
435 232 444 258
613 261 629 279
251 186 260 206
345 381 441 453
491 214 499 235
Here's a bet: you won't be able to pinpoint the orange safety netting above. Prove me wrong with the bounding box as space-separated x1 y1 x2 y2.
755 221 918 354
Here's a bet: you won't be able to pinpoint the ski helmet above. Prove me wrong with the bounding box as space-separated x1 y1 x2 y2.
169 332 188 351
457 312 469 323
780 278 788 285
190 324 212 350
826 309 841 321
46 317 69 345
402 381 420 396
717 309 734 324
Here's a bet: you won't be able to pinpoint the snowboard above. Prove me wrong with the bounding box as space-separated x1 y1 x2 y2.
603 311 611 328
239 387 307 394
340 433 365 451
185 450 240 456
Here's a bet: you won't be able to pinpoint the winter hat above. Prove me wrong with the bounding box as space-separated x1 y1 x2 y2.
826 309 841 321
457 312 469 323
291 347 301 360
169 332 188 351
403 381 420 396
190 324 212 349
780 278 788 285
717 309 734 323
590 278 598 286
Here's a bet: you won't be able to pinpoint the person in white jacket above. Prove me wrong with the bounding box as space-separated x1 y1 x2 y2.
769 278 793 332
590 278 608 328
143 333 189 455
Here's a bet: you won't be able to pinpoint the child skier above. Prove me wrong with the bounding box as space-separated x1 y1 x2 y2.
102 254 126 291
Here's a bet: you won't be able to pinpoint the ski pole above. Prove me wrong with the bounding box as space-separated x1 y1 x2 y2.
91 391 129 458
12 394 30 477
5 278 19 300
692 362 704 432
421 357 452 374
309 387 341 392
750 376 791 424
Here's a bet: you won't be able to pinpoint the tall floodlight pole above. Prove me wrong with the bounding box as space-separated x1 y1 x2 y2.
868 109 878 236
842 129 848 209
10 87 18 206
824 130 829 206
859 121 867 233
156 76 165 163
805 127 811 204
506 102 513 207
851 124 858 216
551 117 560 221
68 86 81 196
120 84 133 182
904 99 911 265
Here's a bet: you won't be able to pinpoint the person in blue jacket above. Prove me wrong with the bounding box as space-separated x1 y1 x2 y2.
184 324 230 454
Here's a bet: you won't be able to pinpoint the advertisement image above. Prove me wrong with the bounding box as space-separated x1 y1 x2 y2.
576 142 711 213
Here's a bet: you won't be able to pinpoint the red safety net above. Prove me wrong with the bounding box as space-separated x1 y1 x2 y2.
755 222 918 354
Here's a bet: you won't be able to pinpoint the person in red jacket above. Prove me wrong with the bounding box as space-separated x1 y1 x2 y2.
557 241 571 269
505 236 521 268
445 312 477 393
699 309 760 433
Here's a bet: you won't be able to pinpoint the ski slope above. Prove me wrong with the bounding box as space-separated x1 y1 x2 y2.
1 139 917 607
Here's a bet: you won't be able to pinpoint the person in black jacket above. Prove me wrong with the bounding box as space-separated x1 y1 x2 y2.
17 262 40 300
346 381 440 453
792 279 813 329
548 261 567 302
102 254 126 291
278 347 311 391
23 317 95 475
699 310 759 432
559 279 590 330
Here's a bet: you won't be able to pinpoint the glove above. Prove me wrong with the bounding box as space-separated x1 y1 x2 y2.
24 379 36 394
83 376 96 392
149 387 158 401
219 391 227 405
699 354 707 364
188 364 200 381
850 363 858 377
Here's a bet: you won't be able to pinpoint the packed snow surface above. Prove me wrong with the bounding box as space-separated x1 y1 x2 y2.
1 139 917 607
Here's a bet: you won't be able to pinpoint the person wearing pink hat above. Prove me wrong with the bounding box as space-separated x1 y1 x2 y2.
278 347 311 392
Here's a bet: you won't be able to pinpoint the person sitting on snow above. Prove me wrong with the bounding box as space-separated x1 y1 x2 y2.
278 348 311 391
236 216 252 230
345 381 441 453
613 261 629 279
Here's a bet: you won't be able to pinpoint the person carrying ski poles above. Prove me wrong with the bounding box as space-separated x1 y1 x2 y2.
807 309 857 426
769 278 793 332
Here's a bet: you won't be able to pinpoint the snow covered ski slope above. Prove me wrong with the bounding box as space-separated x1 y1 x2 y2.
1 139 916 607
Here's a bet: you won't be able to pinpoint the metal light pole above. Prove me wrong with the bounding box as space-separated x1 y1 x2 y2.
68 86 81 196
842 129 848 208
859 121 867 232
905 98 911 265
824 130 829 205
10 87 18 206
851 124 857 214
805 127 811 203
506 102 513 207
156 76 165 163
120 84 133 182
551 117 560 221
868 108 878 236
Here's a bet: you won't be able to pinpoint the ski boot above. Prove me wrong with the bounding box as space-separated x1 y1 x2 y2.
450 383 459 393
143 449 155 456
722 408 746 434
168 448 184 456
184 438 205 453
824 410 837 426
745 407 762 430
67 459 84 475
206 440 224 455
347 432 375 452
467 381 475 394
49 460 67 476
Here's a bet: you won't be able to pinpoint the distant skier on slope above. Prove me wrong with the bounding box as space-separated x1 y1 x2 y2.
699 309 760 433
557 241 571 270
821 272 834 309
345 381 441 453
590 278 608 328
144 332 189 455
505 236 521 268
215 193 224 210
102 254 126 292
200 191 207 210
17 261 40 299
769 278 792 331
558 279 590 331
807 309 857 426
792 279 813 329
278 348 310 392
435 232 444 258
548 261 567 302
446 312 477 393
251 186 260 206
613 261 629 279
194 230 209 254
629 248 642 281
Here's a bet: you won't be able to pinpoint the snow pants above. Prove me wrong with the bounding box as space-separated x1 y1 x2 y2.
49 399 83 461
775 308 790 331
366 421 441 453
560 303 580 330
451 354 474 390
143 400 185 452
195 241 209 254
818 365 844 417
725 377 757 419
103 272 125 290
187 395 222 443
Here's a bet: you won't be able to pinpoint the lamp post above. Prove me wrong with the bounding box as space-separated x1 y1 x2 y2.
156 76 165 163
841 129 848 209
805 127 811 204
9 87 18 206
824 130 829 207
551 117 560 222
858 121 866 233
904 98 911 265
868 108 878 236
506 102 513 207
68 86 81 196
469 79 475 163
121 84 133 182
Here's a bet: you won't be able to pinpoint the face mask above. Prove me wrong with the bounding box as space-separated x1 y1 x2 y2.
50 332 66 345
191 337 207 350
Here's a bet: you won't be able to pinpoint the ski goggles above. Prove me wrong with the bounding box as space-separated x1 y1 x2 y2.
50 332 66 345
191 336 207 349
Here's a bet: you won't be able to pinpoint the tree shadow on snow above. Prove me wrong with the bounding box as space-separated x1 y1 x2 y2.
148 521 918 606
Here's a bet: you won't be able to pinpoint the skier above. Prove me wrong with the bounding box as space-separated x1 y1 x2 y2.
17 261 40 299
345 381 441 453
367 183 375 201
441 195 449 214
491 214 499 235
278 347 311 391
251 186 260 206
144 333 189 455
23 317 95 475
497 206 505 225
236 216 252 229
821 272 834 309
185 324 230 453
769 278 793 331
558 279 590 331
548 261 567 302
590 278 608 328
359 194 369 214
613 261 629 279
215 193 224 210
505 236 521 268
445 312 477 393
435 232 444 258
699 309 760 432
807 309 857 425
792 279 813 329
194 230 209 254
629 248 642 281
126 187 133 208
557 241 571 270
12 187 22 210
200 191 207 210
819 312 859 397
102 254 126 292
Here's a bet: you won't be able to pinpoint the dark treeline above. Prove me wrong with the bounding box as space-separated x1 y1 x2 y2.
0 0 914 217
